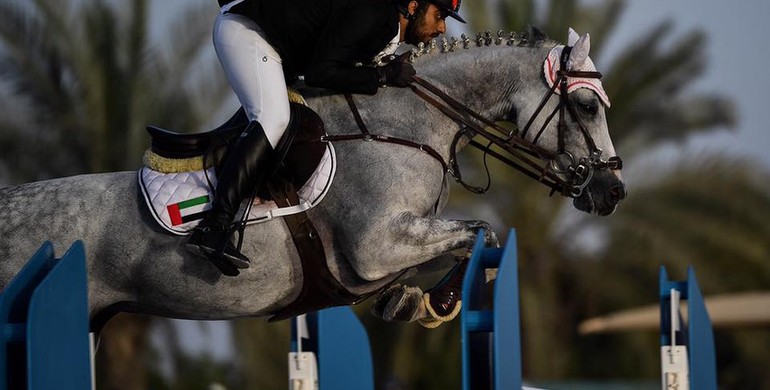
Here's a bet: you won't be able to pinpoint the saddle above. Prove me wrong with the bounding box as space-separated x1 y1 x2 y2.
140 102 334 234
147 103 326 193
139 101 364 320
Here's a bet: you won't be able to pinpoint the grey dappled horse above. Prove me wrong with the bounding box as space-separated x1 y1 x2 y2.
0 30 624 327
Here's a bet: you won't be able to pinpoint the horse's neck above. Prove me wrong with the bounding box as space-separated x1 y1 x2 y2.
415 44 551 119
306 43 552 157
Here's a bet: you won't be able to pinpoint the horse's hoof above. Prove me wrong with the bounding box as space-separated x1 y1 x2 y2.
424 293 462 321
423 259 466 321
371 284 425 322
371 284 400 318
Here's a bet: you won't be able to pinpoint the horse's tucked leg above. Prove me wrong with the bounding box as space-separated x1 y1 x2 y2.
389 212 498 253
366 213 497 327
369 259 468 328
351 212 496 281
374 251 471 327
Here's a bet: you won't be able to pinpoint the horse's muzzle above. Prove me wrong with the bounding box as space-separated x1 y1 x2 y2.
573 170 626 216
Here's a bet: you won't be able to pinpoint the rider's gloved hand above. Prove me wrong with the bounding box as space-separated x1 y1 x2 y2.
377 58 416 87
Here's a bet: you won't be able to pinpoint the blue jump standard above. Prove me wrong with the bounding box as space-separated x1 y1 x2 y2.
0 241 92 390
461 229 522 390
659 266 718 389
292 307 375 390
294 228 523 390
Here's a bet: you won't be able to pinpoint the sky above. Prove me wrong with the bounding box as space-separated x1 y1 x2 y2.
602 1 770 168
145 0 770 363
150 0 770 168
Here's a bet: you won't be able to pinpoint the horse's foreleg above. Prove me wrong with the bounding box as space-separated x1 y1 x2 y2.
352 212 497 280
388 212 498 255
367 213 497 327
370 251 472 328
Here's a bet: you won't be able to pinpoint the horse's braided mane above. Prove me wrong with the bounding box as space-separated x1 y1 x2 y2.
409 29 559 63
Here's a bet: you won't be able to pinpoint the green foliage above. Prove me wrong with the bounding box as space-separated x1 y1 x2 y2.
0 0 228 181
0 0 231 388
229 318 292 390
447 0 767 387
2 0 766 388
148 351 237 390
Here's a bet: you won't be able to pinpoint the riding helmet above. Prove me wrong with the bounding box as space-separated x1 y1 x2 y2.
396 0 467 24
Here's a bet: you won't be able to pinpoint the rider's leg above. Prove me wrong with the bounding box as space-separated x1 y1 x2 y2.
186 11 290 275
186 121 273 273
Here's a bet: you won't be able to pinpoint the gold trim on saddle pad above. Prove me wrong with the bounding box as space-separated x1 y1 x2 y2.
142 150 206 173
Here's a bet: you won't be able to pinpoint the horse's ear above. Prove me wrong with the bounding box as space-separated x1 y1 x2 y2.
528 25 549 45
568 27 580 46
568 33 590 70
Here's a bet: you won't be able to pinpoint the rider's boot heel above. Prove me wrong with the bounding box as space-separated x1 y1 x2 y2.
186 121 275 274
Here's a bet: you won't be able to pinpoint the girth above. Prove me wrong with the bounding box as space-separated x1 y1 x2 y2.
267 183 360 321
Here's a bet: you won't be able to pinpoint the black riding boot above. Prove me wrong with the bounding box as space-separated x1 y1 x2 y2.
186 121 274 276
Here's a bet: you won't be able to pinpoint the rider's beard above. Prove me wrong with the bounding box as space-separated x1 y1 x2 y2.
404 3 431 45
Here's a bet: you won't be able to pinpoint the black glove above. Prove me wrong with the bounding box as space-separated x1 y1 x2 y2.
376 59 416 88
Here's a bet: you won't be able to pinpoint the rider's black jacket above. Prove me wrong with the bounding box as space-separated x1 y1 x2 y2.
223 0 400 95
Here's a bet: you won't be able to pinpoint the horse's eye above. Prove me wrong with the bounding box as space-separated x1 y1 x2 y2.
580 102 599 116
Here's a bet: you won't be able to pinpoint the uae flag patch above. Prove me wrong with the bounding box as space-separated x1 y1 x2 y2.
167 195 211 226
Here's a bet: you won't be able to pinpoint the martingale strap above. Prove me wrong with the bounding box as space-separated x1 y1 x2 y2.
322 94 449 174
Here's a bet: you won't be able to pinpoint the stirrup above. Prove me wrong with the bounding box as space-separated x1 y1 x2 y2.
186 226 250 275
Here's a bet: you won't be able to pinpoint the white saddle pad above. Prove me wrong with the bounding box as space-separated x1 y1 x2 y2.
138 143 336 235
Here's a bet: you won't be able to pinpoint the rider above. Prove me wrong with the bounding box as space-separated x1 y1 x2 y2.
187 0 466 275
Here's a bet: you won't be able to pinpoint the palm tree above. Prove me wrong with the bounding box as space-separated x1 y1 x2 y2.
360 0 770 388
0 0 229 180
569 158 770 387
225 1 765 388
0 0 231 388
446 0 769 387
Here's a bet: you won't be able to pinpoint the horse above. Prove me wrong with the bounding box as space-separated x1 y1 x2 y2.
0 28 625 328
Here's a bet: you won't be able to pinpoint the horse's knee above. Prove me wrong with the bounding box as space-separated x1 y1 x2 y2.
470 221 498 247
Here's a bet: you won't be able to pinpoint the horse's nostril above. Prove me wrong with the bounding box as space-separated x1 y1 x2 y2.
609 184 627 202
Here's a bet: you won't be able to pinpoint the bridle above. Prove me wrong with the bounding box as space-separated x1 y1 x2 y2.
327 44 623 198
409 44 622 198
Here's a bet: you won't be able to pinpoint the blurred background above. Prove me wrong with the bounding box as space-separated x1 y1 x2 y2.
1 0 768 389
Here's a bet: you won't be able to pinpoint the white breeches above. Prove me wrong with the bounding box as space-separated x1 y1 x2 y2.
213 11 290 149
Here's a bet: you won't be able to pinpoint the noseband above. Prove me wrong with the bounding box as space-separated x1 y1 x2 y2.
409 45 622 198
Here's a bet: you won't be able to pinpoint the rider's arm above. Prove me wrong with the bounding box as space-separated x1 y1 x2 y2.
304 5 397 94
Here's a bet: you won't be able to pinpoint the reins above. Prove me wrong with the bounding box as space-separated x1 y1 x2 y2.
329 43 623 199
409 75 570 195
